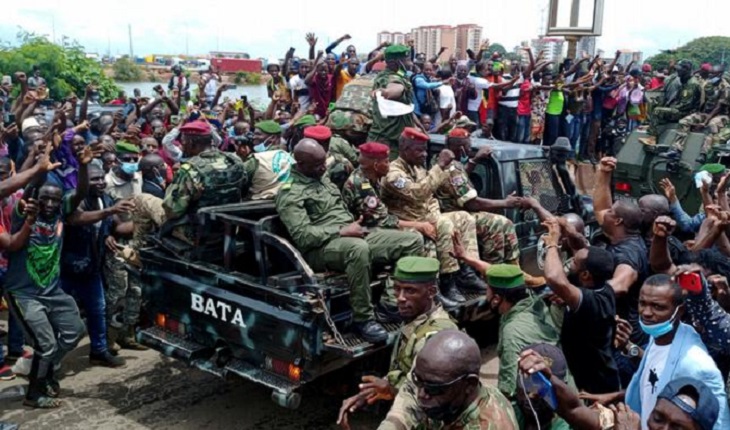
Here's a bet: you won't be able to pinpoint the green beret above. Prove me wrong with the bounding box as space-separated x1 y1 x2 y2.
486 264 525 290
394 256 440 283
384 44 410 61
256 120 282 135
115 141 140 154
294 115 317 127
699 163 726 174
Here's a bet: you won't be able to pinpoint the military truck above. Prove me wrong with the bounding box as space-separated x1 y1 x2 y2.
134 136 597 409
613 125 730 214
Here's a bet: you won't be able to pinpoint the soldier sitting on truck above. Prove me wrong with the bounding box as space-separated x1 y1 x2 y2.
337 256 457 430
664 64 730 163
275 139 424 343
131 120 247 247
639 60 702 147
303 125 354 191
380 128 485 304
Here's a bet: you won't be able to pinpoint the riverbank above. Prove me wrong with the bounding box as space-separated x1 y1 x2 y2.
104 65 268 86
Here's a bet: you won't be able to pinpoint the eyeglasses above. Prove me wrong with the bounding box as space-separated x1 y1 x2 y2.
411 371 479 396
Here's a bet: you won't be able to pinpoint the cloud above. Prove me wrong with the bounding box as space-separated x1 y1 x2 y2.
1 0 728 62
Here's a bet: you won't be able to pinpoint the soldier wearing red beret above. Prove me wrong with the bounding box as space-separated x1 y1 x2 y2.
303 125 355 190
379 129 487 304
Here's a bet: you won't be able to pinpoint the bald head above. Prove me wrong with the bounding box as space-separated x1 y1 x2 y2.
562 213 585 233
639 194 669 234
139 153 165 170
293 138 327 179
417 330 481 379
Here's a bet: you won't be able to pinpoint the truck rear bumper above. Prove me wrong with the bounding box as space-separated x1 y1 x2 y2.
138 326 300 395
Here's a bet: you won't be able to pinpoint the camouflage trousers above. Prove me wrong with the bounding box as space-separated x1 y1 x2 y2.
104 249 142 327
430 211 479 274
673 113 730 153
473 211 520 264
647 107 685 137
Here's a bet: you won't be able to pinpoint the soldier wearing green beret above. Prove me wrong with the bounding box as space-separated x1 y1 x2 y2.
337 257 457 430
368 44 416 156
486 264 563 400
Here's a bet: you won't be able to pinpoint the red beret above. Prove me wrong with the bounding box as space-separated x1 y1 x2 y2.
702 63 712 71
448 127 470 138
180 120 211 135
303 125 332 141
642 64 652 73
359 142 390 160
401 127 429 143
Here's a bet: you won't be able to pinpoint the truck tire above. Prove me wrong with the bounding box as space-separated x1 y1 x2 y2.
271 390 301 410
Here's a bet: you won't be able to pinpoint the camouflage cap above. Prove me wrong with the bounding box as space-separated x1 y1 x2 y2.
699 163 726 174
394 256 440 283
384 44 410 61
486 264 525 290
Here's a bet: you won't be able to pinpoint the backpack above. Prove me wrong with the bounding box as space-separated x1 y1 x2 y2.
325 75 375 135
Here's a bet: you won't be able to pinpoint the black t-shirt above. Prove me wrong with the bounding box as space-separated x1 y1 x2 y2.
607 235 650 346
561 285 622 394
643 235 692 267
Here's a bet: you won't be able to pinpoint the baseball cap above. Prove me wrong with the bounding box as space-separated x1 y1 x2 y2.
657 377 719 430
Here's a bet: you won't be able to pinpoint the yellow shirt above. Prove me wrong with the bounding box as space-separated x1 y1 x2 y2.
335 69 358 100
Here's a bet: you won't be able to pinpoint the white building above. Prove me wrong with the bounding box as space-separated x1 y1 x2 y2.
531 38 565 65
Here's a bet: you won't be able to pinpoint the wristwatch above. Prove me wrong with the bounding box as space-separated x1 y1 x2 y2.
626 343 640 358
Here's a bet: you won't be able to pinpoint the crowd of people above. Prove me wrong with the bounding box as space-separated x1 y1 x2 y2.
0 32 730 430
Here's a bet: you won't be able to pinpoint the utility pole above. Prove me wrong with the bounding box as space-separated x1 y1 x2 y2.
51 14 56 44
128 24 134 58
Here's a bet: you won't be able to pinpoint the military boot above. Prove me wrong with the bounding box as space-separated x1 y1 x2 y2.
454 264 487 293
106 326 121 356
439 274 466 304
117 326 148 351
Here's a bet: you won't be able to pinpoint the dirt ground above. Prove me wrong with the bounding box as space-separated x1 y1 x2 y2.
0 320 499 430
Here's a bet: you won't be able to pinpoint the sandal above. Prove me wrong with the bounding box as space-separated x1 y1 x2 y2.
23 396 63 409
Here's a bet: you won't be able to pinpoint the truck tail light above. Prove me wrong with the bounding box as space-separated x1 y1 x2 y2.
155 313 186 336
265 356 302 382
615 182 631 193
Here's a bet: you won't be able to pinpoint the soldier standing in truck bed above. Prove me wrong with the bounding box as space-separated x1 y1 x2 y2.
275 138 424 343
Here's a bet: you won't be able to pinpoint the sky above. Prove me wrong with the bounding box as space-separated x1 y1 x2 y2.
1 0 728 61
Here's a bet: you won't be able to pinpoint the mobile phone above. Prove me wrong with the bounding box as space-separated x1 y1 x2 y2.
241 95 248 104
677 272 703 294
521 372 558 410
4 113 16 126
170 115 180 125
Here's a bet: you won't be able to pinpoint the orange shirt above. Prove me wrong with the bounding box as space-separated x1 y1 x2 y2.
335 69 358 101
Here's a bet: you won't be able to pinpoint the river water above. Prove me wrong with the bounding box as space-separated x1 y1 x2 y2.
118 82 269 109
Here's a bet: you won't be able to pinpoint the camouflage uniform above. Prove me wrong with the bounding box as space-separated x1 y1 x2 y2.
673 78 730 153
381 384 518 430
342 167 400 229
381 158 479 275
275 171 423 322
647 76 703 137
435 162 520 264
326 151 354 192
103 170 143 329
330 135 360 166
368 72 415 158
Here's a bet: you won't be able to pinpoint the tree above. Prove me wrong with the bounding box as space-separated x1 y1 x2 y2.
112 57 143 82
487 43 508 58
0 30 119 101
646 36 730 71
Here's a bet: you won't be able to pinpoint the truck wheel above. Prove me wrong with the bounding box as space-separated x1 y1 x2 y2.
271 390 301 409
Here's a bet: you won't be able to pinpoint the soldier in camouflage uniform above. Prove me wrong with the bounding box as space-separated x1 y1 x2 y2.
275 139 423 343
303 125 354 190
381 128 485 304
103 141 146 351
668 67 730 161
131 120 247 246
379 330 518 430
368 45 415 158
438 129 525 265
337 257 457 429
640 60 703 147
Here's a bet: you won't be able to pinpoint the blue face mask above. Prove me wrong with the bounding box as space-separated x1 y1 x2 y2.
253 143 268 153
121 162 139 175
639 306 680 339
154 171 165 186
460 154 470 164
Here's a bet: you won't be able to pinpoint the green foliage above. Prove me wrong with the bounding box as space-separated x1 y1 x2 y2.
146 70 159 83
0 30 119 101
112 57 143 82
234 71 260 85
646 36 730 71
487 43 507 57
